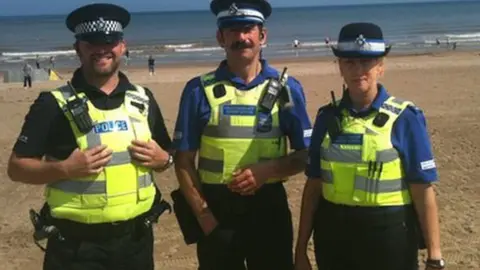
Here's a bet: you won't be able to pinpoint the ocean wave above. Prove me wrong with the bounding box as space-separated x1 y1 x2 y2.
164 43 197 49
173 46 222 53
2 49 76 58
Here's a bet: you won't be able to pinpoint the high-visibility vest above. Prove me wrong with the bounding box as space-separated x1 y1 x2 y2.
198 72 287 184
320 96 413 206
45 84 156 224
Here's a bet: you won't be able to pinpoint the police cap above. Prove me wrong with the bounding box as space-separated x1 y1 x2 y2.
332 22 391 58
66 3 130 45
210 0 272 29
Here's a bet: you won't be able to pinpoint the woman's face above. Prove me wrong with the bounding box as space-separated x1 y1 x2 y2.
338 57 384 93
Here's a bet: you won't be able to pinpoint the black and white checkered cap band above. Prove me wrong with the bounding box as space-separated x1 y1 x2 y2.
74 19 123 35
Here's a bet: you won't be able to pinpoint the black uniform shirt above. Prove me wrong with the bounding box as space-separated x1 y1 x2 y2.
13 69 172 160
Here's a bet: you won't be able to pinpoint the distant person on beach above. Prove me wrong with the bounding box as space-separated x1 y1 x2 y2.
436 38 440 47
49 56 55 69
35 55 40 69
295 22 445 270
325 36 330 46
8 4 173 270
148 55 155 75
125 49 130 65
172 0 312 269
22 62 33 88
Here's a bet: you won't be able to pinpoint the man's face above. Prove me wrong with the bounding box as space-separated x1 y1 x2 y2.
217 24 266 62
76 39 125 77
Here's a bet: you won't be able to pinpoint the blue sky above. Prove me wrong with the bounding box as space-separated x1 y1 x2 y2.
0 0 451 16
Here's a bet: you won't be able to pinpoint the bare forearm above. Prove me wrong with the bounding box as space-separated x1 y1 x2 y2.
264 149 308 179
173 152 208 217
7 155 67 185
410 184 442 259
296 179 323 251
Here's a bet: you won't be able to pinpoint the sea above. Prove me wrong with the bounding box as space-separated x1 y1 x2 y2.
1 0 480 69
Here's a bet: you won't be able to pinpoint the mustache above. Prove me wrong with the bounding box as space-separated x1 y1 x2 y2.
230 40 253 50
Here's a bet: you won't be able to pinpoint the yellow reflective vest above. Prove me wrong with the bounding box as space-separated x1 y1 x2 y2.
320 96 412 206
198 72 287 184
45 84 156 224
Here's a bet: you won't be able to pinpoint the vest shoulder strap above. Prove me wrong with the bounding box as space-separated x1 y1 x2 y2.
380 96 413 117
200 71 217 88
132 84 147 95
126 84 150 105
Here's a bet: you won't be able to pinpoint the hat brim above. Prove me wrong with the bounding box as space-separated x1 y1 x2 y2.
332 45 391 58
76 32 123 45
218 19 263 29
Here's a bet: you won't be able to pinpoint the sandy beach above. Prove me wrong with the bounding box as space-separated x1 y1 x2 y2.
0 51 479 269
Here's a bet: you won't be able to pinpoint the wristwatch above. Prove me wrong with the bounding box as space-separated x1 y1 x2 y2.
158 153 173 171
426 258 446 269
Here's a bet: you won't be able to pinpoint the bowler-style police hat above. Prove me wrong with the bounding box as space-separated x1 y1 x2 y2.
332 22 391 58
210 0 272 29
66 3 130 45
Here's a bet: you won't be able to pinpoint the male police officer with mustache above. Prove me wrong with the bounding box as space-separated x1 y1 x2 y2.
173 0 312 269
7 4 173 270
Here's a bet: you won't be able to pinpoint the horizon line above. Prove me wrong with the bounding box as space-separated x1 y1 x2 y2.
0 0 467 18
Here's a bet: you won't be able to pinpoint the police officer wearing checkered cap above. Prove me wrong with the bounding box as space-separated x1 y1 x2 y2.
172 0 312 269
7 4 173 270
295 22 445 270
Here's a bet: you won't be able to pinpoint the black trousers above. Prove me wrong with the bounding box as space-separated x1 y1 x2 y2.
43 217 154 270
313 200 419 270
23 75 32 87
197 183 293 270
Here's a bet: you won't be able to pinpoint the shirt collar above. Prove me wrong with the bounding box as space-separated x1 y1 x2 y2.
339 84 390 116
71 68 133 96
214 59 278 88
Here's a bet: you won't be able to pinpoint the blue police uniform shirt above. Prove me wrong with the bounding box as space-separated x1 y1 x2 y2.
306 85 438 184
173 59 312 151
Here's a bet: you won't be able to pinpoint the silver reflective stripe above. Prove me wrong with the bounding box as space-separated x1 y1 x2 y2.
321 170 334 183
321 144 362 163
203 125 282 139
49 174 153 194
321 145 399 163
138 173 153 187
376 149 399 163
86 129 102 147
390 98 406 105
354 176 407 193
109 151 132 166
203 101 283 139
320 170 406 193
198 157 223 173
49 180 106 194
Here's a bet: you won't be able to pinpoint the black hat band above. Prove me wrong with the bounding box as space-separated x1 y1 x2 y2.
336 35 386 54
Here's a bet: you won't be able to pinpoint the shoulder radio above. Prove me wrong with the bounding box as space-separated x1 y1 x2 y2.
65 81 94 134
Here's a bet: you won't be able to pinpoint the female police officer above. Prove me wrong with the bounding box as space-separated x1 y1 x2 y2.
294 23 445 270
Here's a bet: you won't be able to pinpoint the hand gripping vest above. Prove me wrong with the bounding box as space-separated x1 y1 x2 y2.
198 72 287 184
45 85 156 224
320 97 413 206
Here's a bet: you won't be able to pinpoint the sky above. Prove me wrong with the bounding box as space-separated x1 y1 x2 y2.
0 0 453 16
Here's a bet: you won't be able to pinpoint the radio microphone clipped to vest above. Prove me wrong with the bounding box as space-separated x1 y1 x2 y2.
326 90 343 141
65 81 94 134
259 67 291 112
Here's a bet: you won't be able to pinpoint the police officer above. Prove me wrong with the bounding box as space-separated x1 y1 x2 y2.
173 0 312 269
294 23 445 270
7 4 173 270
